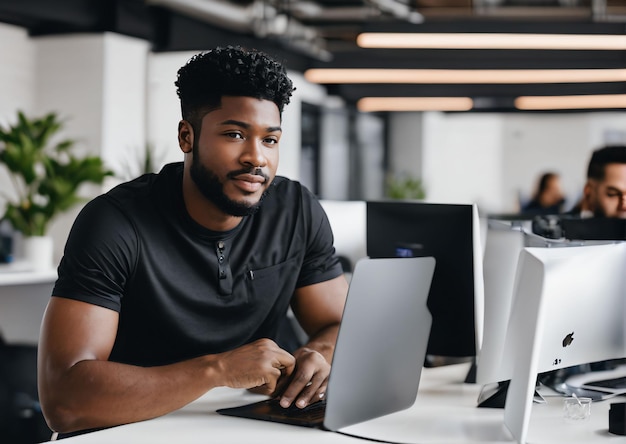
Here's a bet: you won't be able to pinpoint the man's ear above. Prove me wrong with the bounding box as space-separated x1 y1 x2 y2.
178 120 194 153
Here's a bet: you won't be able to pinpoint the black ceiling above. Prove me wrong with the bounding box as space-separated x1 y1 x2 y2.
1 0 626 110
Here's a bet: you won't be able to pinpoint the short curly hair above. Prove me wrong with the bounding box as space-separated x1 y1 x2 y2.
175 46 295 130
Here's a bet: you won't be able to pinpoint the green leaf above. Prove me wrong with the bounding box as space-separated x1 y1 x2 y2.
386 174 426 200
0 110 111 236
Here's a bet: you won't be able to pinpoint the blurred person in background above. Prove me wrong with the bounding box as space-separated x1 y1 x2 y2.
521 171 565 215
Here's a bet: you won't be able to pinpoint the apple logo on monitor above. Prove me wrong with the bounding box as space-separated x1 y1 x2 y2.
562 332 575 347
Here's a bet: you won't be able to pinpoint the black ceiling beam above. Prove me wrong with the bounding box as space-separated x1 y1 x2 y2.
311 48 626 69
358 20 626 34
329 81 626 102
154 12 317 72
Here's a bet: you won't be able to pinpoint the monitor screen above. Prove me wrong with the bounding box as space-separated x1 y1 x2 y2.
366 200 484 359
561 216 626 241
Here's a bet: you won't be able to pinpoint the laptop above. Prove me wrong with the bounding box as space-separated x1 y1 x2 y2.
217 256 436 432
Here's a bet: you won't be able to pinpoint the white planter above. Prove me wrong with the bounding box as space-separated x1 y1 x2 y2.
23 235 54 271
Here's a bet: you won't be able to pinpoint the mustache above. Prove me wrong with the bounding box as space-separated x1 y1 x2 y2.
227 167 270 182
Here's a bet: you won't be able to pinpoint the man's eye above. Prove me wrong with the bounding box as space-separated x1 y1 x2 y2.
226 132 243 139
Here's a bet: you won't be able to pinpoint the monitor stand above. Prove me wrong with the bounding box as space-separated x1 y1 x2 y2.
424 355 476 383
464 357 477 383
477 380 546 408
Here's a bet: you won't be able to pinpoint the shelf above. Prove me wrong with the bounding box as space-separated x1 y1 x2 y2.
0 261 57 286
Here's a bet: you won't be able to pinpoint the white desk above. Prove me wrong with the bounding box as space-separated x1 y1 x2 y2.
343 363 625 443
49 363 626 444
0 262 56 343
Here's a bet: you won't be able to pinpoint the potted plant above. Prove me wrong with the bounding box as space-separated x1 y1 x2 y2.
385 172 426 200
0 110 112 269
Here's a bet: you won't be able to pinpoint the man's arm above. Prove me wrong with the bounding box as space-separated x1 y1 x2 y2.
278 274 348 408
38 297 295 434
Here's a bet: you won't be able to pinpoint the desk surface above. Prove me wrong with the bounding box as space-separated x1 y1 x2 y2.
50 362 626 444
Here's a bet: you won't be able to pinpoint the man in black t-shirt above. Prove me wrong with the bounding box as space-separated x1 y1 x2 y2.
38 46 348 437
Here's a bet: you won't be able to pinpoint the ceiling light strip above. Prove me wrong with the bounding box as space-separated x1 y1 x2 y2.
304 68 626 84
356 33 626 50
358 97 474 112
515 94 626 110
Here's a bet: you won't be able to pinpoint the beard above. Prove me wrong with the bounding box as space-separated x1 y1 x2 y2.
189 145 269 217
589 199 605 217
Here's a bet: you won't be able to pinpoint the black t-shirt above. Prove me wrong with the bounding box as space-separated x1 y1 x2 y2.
53 163 343 366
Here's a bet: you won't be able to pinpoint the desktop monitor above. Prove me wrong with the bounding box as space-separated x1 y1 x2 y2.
366 200 484 361
319 200 367 275
477 221 626 387
475 218 526 385
501 242 626 444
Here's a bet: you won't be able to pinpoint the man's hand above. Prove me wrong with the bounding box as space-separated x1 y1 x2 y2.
215 338 295 395
277 347 331 409
277 275 348 409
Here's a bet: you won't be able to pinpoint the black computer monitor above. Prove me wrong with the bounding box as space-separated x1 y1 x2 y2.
560 216 626 241
366 200 482 360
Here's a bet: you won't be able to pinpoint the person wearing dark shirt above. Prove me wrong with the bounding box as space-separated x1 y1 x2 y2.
521 171 565 215
37 46 348 437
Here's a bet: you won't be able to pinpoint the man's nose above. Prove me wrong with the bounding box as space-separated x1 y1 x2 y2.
241 140 266 168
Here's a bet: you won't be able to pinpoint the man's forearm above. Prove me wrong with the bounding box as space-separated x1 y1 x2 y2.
41 355 218 434
299 322 341 364
41 337 295 434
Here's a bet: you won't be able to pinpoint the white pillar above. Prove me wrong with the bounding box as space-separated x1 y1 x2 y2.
33 32 150 263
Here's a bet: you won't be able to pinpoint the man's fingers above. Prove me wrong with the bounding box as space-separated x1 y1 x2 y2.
294 372 327 408
279 368 327 408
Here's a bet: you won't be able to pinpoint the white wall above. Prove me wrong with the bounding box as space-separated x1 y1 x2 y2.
35 33 150 263
35 34 106 159
500 113 590 212
0 24 36 118
422 112 503 212
355 112 386 200
388 110 626 215
101 34 150 175
281 71 329 180
146 50 196 169
0 24 36 205
388 112 423 177
319 99 350 199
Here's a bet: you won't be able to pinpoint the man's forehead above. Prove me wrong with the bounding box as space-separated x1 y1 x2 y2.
602 163 626 182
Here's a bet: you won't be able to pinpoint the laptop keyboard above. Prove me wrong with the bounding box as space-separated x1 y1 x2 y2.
265 397 327 420
216 396 327 427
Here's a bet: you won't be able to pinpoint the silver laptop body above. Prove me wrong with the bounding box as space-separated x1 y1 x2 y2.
323 256 435 431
